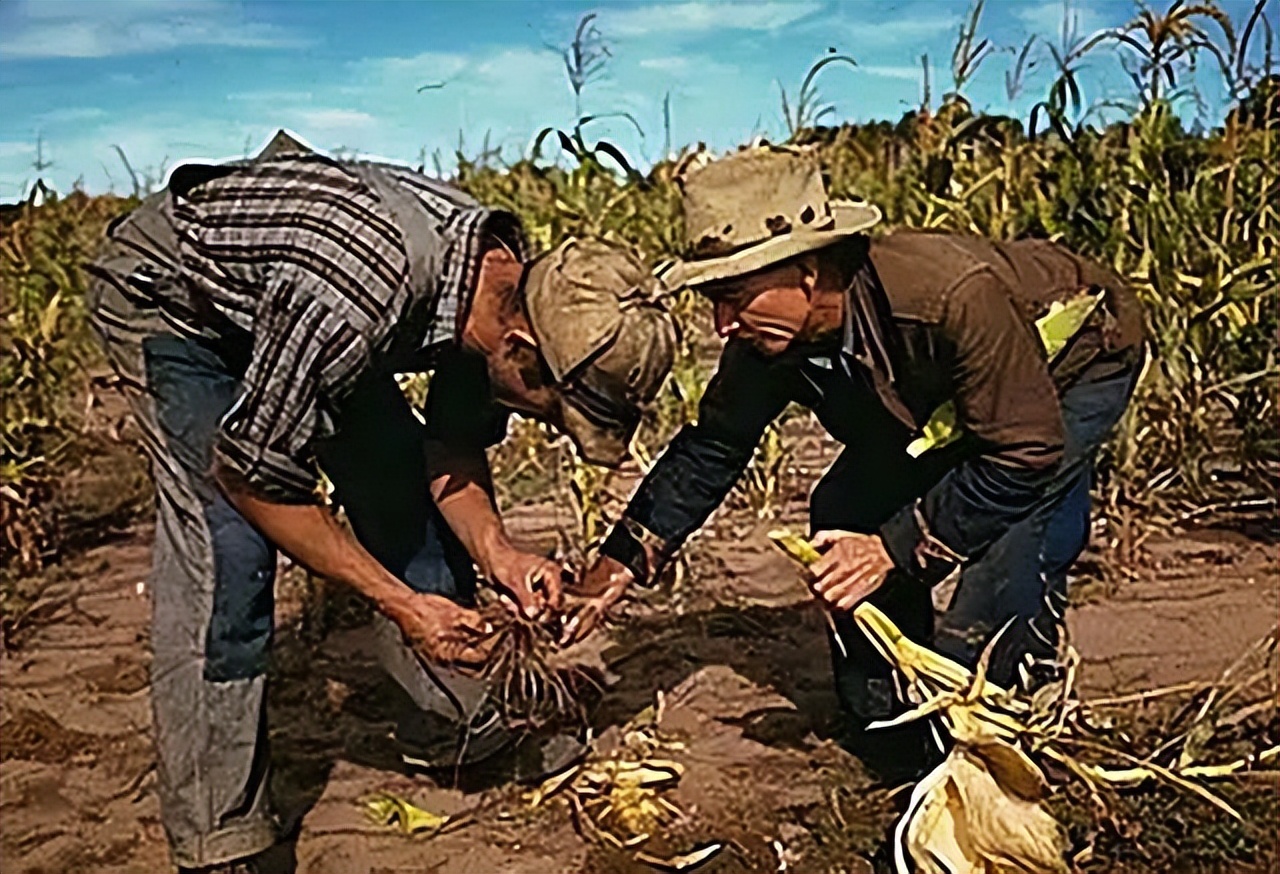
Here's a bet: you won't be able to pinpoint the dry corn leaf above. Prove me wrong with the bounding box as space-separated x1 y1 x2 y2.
898 758 979 874
635 841 724 871
362 792 450 836
897 746 1067 874
538 714 691 850
949 749 1067 874
971 739 1049 801
527 763 584 807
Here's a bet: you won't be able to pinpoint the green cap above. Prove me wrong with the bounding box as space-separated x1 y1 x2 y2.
524 238 678 467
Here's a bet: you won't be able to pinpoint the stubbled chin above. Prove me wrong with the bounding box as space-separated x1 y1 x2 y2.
751 336 794 357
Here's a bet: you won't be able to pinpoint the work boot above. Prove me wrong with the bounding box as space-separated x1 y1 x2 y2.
393 702 515 771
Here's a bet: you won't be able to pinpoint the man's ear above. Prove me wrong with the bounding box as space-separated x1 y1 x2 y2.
798 254 821 294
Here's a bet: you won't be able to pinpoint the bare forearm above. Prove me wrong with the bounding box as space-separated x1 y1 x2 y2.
426 441 513 576
214 462 414 620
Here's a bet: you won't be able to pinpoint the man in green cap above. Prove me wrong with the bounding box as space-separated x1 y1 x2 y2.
86 131 676 874
564 145 1144 781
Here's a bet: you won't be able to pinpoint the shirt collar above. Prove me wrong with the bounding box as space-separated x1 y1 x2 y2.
422 208 526 351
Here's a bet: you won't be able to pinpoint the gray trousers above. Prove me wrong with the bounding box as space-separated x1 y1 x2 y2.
88 231 488 868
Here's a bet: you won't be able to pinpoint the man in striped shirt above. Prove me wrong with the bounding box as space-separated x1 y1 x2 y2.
86 132 676 874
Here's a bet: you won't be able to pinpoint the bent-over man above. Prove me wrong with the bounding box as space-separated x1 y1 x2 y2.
564 146 1144 782
87 131 676 874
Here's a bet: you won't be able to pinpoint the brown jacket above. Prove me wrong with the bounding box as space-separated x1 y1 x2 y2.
856 230 1145 468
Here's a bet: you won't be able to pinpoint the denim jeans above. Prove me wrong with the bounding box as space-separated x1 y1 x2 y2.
89 238 481 868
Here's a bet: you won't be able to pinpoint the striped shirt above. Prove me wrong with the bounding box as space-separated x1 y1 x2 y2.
114 152 524 501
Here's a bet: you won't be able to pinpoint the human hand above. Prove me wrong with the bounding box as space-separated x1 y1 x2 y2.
392 592 496 669
808 530 895 612
558 555 635 645
485 545 571 621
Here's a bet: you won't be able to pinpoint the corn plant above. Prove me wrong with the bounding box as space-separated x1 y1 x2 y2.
778 51 859 141
1 189 131 578
734 419 792 519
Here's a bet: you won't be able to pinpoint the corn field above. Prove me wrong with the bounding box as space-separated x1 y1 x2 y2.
1 0 1276 585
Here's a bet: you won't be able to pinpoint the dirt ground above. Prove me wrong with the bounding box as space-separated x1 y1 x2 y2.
1 454 1277 873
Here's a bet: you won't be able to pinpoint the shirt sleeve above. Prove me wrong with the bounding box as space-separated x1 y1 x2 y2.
214 268 388 503
879 269 1066 583
600 339 800 581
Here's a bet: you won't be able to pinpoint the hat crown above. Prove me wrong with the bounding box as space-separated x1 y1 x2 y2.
526 238 670 383
524 237 677 465
679 147 835 259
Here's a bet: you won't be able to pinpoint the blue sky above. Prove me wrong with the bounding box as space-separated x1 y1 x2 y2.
0 0 1270 198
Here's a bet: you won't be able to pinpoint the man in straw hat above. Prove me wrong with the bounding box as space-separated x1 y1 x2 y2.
563 145 1144 781
86 131 675 874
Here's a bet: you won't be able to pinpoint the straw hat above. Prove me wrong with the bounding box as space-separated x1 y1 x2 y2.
661 145 881 289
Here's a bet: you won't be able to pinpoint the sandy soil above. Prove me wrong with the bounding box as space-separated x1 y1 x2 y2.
2 495 1276 874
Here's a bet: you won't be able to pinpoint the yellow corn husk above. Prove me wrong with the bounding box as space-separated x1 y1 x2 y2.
1037 290 1103 360
853 603 1027 715
851 596 1268 874
767 528 822 566
767 528 850 657
362 792 450 835
605 759 685 790
898 745 1068 874
527 763 584 808
532 710 692 850
901 760 978 874
907 401 960 459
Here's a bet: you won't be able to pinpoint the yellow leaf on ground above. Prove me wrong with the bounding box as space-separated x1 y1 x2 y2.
362 792 450 836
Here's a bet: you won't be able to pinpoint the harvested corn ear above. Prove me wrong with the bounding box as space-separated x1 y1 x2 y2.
767 528 849 656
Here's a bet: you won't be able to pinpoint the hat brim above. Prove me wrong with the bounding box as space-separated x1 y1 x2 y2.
557 396 633 468
662 201 882 289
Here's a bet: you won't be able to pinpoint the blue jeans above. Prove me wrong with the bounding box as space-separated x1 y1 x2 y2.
92 287 476 866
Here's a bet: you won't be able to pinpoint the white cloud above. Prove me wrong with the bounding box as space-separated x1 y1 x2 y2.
292 108 377 135
638 56 692 73
1014 0 1107 43
0 142 37 160
227 91 316 103
345 50 471 91
837 14 962 47
602 1 822 38
860 64 924 82
0 0 309 59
